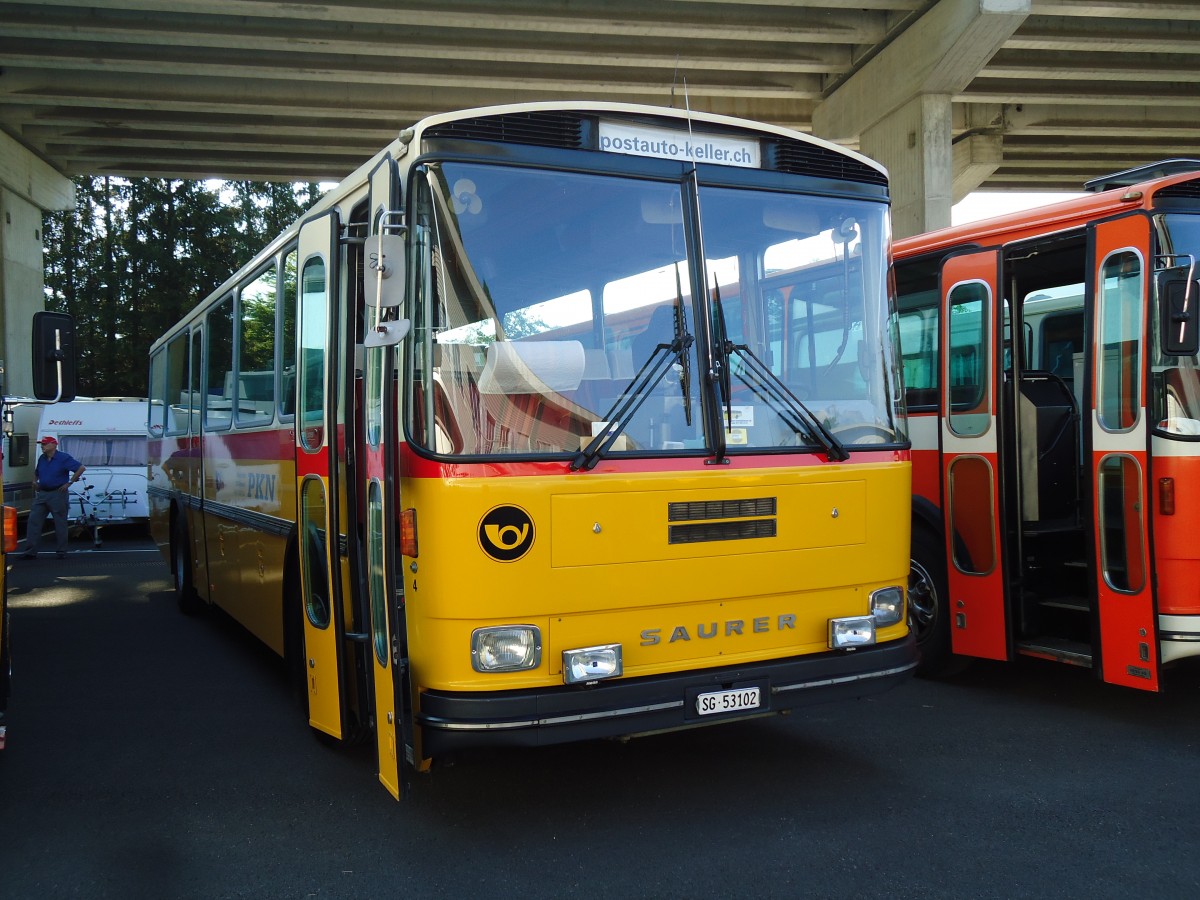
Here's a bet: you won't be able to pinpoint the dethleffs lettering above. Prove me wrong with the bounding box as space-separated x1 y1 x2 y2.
641 613 797 645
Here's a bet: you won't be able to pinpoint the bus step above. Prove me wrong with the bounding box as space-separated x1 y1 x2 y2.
1017 638 1092 668
1039 599 1089 613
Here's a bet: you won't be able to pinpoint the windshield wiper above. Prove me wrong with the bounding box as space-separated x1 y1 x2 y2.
711 290 845 462
726 343 849 462
711 281 847 462
571 326 695 471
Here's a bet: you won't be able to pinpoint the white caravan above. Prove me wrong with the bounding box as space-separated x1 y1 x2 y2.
36 397 150 545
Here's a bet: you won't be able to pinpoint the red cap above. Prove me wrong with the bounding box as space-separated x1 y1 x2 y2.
38 436 58 445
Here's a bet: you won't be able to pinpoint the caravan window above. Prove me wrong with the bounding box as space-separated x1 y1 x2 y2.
58 435 148 467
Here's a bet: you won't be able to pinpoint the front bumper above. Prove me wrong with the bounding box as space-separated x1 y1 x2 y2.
418 634 917 757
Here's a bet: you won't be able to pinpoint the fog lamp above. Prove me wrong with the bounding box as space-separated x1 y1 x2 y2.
471 625 542 672
829 615 876 649
563 643 623 684
870 586 905 626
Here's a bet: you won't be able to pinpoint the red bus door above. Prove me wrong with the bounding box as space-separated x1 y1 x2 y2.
939 249 1009 661
295 211 348 737
1089 216 1159 690
363 154 414 798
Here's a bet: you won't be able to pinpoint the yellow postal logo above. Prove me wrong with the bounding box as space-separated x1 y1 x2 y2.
478 505 535 562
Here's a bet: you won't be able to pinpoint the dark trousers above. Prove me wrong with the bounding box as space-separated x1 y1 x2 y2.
25 489 71 554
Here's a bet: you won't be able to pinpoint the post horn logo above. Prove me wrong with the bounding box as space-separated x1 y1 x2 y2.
478 505 535 562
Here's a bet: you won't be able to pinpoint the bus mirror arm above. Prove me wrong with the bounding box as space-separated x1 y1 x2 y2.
364 319 411 348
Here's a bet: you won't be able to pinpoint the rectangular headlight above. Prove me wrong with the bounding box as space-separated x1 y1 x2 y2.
829 615 876 649
870 586 905 627
471 625 542 672
563 644 623 684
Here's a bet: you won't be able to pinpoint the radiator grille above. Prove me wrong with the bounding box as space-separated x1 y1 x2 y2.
668 497 777 521
669 519 778 544
667 496 778 544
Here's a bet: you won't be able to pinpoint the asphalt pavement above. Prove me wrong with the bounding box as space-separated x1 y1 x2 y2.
2 529 1200 899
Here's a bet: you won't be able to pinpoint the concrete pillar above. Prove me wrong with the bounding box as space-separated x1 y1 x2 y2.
811 0 1029 238
861 95 954 240
0 134 74 398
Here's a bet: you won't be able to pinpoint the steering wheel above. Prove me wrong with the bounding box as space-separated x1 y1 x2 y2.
829 422 895 445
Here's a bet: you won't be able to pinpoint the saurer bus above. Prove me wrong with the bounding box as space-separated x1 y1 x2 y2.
147 102 915 798
895 159 1200 690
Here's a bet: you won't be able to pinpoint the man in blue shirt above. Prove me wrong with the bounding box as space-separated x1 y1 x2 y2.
21 436 87 559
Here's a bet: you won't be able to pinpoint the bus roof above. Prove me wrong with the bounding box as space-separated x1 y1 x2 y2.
151 101 889 355
894 163 1200 259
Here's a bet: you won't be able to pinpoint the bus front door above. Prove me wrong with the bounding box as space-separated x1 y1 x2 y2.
363 155 415 798
295 210 348 738
939 249 1009 661
1089 216 1159 691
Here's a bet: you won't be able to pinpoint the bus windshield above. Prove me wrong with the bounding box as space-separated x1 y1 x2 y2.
409 160 901 458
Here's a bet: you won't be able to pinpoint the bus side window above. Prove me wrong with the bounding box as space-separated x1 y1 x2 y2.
204 295 235 433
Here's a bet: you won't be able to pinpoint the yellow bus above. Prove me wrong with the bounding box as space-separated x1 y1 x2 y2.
147 102 915 798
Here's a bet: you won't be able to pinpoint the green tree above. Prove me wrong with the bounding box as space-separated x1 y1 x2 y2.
42 177 324 397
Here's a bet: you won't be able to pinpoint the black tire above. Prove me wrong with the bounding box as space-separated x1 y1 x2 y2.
173 517 204 615
909 525 966 677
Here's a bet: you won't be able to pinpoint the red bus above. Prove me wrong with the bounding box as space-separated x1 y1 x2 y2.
895 159 1200 690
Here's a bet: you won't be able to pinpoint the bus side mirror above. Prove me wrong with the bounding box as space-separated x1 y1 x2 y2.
365 232 406 308
31 311 77 402
1158 275 1200 356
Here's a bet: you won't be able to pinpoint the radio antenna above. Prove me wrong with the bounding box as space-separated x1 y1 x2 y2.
670 55 680 107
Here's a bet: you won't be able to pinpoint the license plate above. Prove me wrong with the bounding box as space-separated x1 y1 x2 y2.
695 686 761 716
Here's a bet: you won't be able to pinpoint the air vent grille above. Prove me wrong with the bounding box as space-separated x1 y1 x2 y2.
668 497 777 521
765 140 888 187
669 519 777 544
1157 178 1200 200
424 112 587 150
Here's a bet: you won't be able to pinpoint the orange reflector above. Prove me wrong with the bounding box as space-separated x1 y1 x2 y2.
3 505 16 553
399 508 418 558
1159 477 1176 516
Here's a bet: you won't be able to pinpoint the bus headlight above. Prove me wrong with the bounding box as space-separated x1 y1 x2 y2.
471 625 542 672
563 644 622 684
829 616 876 649
870 586 905 627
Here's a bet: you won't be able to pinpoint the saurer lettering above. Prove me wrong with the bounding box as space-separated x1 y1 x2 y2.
641 614 797 645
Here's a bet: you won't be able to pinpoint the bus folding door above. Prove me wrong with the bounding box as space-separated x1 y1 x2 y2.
1089 216 1158 690
939 249 1009 661
295 210 349 737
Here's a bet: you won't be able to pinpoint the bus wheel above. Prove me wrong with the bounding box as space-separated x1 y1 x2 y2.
909 526 964 677
173 519 203 615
